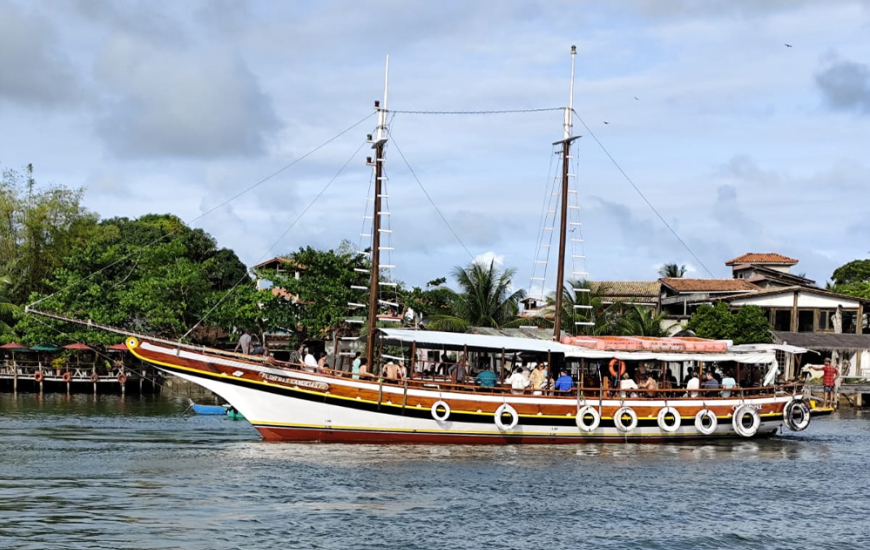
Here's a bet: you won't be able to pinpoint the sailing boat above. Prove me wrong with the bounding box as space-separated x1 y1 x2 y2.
27 48 829 443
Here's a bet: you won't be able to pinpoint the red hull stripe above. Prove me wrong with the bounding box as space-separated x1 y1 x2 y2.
253 424 771 444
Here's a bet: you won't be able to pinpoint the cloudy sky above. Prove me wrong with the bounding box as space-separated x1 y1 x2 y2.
2 0 869 293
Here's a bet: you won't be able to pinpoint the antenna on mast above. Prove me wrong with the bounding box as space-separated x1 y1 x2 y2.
552 45 581 341
365 56 390 370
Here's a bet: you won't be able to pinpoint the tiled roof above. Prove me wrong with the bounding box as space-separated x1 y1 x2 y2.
589 281 660 298
720 285 870 304
725 253 798 266
661 278 760 293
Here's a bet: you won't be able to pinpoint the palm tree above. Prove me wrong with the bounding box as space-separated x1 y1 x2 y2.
659 263 687 278
615 304 668 337
528 280 622 336
427 261 525 332
0 274 19 335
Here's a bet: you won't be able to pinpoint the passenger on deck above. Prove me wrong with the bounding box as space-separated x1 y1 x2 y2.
637 373 658 394
448 358 466 385
383 361 402 380
554 369 574 392
304 348 317 370
358 358 373 379
317 353 328 373
506 367 530 395
701 371 720 391
682 368 696 387
721 370 737 397
352 355 362 379
529 363 547 394
437 353 450 377
686 371 700 398
234 331 253 355
475 365 498 388
620 372 639 398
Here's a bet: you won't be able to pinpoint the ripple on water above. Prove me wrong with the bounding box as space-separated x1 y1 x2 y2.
0 395 867 550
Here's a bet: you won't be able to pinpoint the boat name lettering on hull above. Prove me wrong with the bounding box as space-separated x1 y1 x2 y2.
259 373 329 391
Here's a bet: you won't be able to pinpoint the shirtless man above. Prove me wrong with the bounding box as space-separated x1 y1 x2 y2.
382 361 402 380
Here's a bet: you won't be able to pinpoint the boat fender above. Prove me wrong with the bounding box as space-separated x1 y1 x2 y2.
33 371 44 383
431 400 451 422
732 404 760 438
61 372 72 383
694 409 717 435
784 400 811 432
613 406 638 433
494 404 519 431
117 373 127 385
656 406 682 433
90 373 99 383
575 405 601 432
608 359 626 378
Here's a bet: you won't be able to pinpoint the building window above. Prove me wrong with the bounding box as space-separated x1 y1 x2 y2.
798 310 814 332
842 311 857 333
818 310 833 331
774 310 792 332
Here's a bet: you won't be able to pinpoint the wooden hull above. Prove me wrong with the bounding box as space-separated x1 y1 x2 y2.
127 338 824 444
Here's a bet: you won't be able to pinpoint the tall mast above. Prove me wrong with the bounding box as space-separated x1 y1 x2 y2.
552 45 578 341
366 55 389 370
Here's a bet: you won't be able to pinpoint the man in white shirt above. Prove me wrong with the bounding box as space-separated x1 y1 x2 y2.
303 348 318 370
619 372 639 398
506 367 530 395
686 372 700 398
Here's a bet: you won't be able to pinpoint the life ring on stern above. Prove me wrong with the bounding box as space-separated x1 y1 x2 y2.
33 371 44 383
431 400 451 422
784 400 811 432
656 407 682 433
117 373 127 384
494 404 519 431
732 404 760 438
694 409 717 435
613 406 638 433
61 372 72 383
608 359 626 378
576 405 601 432
90 373 99 383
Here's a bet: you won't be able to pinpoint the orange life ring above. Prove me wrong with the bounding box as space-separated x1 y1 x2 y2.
90 373 99 383
609 358 626 378
33 372 44 383
117 373 127 384
61 372 72 383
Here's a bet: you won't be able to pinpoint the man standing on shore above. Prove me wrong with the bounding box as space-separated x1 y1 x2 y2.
822 358 839 409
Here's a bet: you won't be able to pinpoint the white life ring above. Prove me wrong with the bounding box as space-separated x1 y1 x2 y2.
783 400 811 432
494 404 519 431
694 409 718 435
576 405 601 432
656 407 682 433
431 400 450 422
732 404 761 438
613 406 638 433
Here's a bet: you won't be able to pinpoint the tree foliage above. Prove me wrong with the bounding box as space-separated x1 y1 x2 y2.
687 302 772 344
15 214 247 345
830 259 870 299
0 274 18 338
659 263 687 278
427 261 525 332
615 304 668 337
0 165 100 304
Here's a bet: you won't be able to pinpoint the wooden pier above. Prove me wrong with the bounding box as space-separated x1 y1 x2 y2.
808 384 870 408
0 359 162 395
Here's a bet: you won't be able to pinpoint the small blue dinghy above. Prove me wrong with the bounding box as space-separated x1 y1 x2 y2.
188 399 230 415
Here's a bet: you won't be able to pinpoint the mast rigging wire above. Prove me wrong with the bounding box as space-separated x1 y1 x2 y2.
387 130 475 262
26 112 376 311
390 107 563 115
572 111 715 278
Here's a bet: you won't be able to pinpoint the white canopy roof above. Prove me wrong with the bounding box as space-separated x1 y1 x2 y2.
379 328 571 354
380 328 778 363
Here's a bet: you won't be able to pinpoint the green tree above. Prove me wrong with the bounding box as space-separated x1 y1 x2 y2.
687 302 772 344
0 165 99 304
0 274 18 337
16 214 247 345
830 259 870 299
616 304 668 337
659 263 687 278
427 261 525 332
540 280 620 336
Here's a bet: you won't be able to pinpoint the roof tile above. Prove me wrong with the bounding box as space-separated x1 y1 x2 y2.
661 278 761 292
724 253 798 266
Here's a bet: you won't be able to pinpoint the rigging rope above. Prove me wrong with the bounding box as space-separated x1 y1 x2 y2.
572 111 715 278
181 139 369 340
389 107 563 115
26 112 376 311
387 130 476 261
